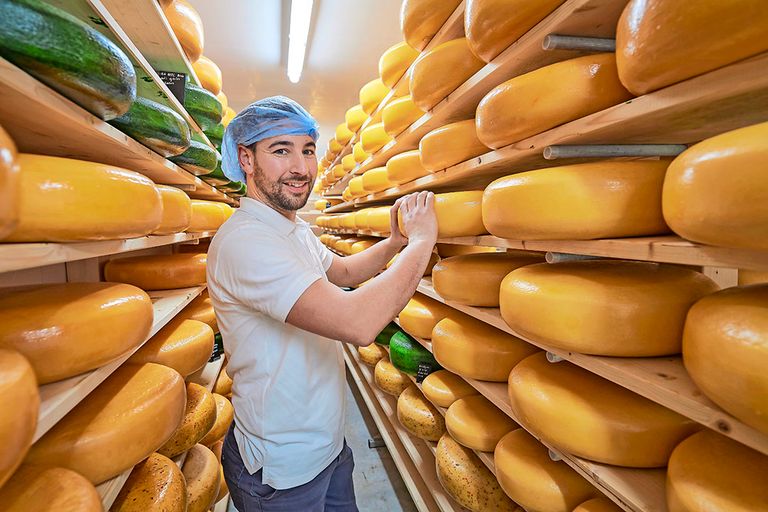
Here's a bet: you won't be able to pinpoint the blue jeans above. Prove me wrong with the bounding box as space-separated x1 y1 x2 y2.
222 426 358 512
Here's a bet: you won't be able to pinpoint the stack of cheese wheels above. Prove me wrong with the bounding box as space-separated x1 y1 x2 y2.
187 200 231 232
0 350 38 488
683 284 768 435
465 0 566 62
410 38 485 112
0 283 153 384
432 252 543 306
164 0 205 62
104 253 207 290
128 315 214 377
353 209 371 230
213 368 232 396
433 315 539 381
382 95 424 135
351 239 377 254
336 123 354 146
1 155 162 242
345 104 368 133
329 138 343 155
366 206 393 234
397 384 446 441
435 434 520 511
398 292 463 339
379 41 420 88
341 154 356 174
400 0 462 51
111 452 187 511
182 444 221 512
495 428 597 512
616 0 768 95
353 141 369 163
0 125 19 240
153 185 192 235
739 270 768 285
360 122 393 154
359 78 390 115
358 343 388 367
482 160 671 240
476 54 632 149
420 119 488 172
362 167 394 193
446 394 518 451
26 362 186 483
349 176 366 198
435 243 496 258
192 55 222 95
398 191 487 238
374 359 410 396
573 498 623 512
200 393 234 446
500 261 719 357
0 465 102 512
386 149 430 185
666 429 768 512
509 353 699 467
159 383 217 459
422 369 479 408
662 122 768 250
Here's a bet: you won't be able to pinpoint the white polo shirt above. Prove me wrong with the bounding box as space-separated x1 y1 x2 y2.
206 197 345 489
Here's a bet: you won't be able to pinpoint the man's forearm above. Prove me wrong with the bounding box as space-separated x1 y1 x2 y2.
334 236 404 286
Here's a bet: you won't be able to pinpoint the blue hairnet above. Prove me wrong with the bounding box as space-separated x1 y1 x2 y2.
221 96 320 182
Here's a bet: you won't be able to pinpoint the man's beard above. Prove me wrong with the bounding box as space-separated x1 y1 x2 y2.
252 165 314 212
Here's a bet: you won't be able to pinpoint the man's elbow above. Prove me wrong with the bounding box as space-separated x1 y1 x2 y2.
336 321 378 347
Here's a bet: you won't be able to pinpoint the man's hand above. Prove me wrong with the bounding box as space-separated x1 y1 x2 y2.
396 191 438 245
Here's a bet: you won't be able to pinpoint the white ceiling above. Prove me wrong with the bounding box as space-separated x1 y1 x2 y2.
188 0 404 140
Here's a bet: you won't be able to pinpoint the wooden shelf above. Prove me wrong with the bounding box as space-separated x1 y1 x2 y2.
188 354 226 392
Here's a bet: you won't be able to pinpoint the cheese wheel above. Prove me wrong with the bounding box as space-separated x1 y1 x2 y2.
345 105 368 133
362 167 394 193
739 270 768 286
501 261 718 357
158 382 217 459
573 498 623 512
329 138 343 155
213 368 232 396
358 343 388 367
215 464 229 503
476 54 632 149
27 362 186 483
342 154 356 173
349 176 366 198
398 190 486 238
221 107 236 127
191 55 222 95
379 42 420 88
187 200 228 232
164 0 204 62
397 384 446 441
420 119 489 172
433 316 538 382
662 122 768 251
3 154 162 242
435 244 497 258
366 206 392 233
483 160 671 240
432 252 543 306
401 0 463 51
374 359 410 397
351 240 377 254
210 440 223 463
410 38 485 112
0 465 101 512
104 253 207 290
667 429 768 512
332 164 346 179
446 395 518 452
0 283 153 384
494 429 597 512
216 91 228 112
199 394 234 446
683 285 768 435
616 0 768 95
336 123 354 146
360 122 393 154
422 370 478 408
435 434 520 512
386 149 430 185
353 209 371 230
182 444 221 512
342 188 353 202
393 67 413 97
508 353 699 467
153 185 192 235
0 124 19 240
359 79 390 115
398 293 463 340
0 350 38 489
382 95 424 136
340 213 357 230
353 141 369 163
112 452 188 511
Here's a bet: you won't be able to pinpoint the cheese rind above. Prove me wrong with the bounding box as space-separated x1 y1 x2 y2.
359 79 390 115
345 105 368 133
0 465 102 512
573 498 623 512
111 452 188 511
362 167 394 193
353 141 369 163
358 343 389 367
374 359 410 396
182 444 221 512
336 123 354 145
435 244 496 258
192 55 222 95
397 384 446 441
199 394 234 446
398 293 464 340
213 368 232 396
153 185 192 235
164 0 204 62
104 253 207 290
379 41 420 88
420 119 488 172
0 125 20 240
360 122 393 154
422 370 478 408
158 382 217 458
0 350 38 489
400 191 486 238
382 95 424 136
187 200 229 232
386 149 430 185
401 0 463 51
446 395 518 451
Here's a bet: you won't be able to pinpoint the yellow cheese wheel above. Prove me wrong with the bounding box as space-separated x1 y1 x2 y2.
573 498 623 512
446 394 518 451
182 444 221 512
349 176 366 198
435 244 496 258
164 0 204 62
398 190 486 238
210 440 223 463
153 185 192 235
0 282 153 384
328 138 343 155
3 154 162 242
359 79 390 115
379 41 420 89
401 0 463 51
483 160 671 240
158 382 217 459
397 384 446 441
221 107 236 127
104 253 207 290
366 206 393 233
508 353 699 467
339 213 357 230
432 252 543 306
667 429 768 512
353 141 369 163
353 209 371 230
433 316 538 382
393 67 413 97
398 293 463 340
213 367 232 396
336 123 354 146
739 270 768 285
215 464 229 503
360 122 393 154
662 122 768 251
476 53 632 149
422 370 478 408
362 167 394 193
345 105 368 133
199 394 234 446
342 188 353 202
111 452 188 511
192 55 222 96
27 362 186 483
187 200 229 232
420 119 488 172
500 261 718 357
410 38 485 112
435 434 520 512
494 428 597 512
358 343 388 367
0 350 38 489
0 465 101 512
382 95 424 136
341 154 356 173
351 239 377 254
216 91 228 112
332 164 346 179
0 124 20 240
374 359 410 397
386 149 430 185
616 0 768 95
683 285 768 435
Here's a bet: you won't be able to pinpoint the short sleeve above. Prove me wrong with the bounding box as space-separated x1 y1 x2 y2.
308 229 335 271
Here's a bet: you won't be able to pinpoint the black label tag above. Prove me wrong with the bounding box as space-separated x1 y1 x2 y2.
416 362 432 383
158 71 187 104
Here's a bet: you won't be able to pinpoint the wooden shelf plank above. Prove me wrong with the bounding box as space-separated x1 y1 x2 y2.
34 286 205 443
188 354 225 392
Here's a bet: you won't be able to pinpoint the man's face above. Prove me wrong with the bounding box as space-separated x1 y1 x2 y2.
239 134 318 213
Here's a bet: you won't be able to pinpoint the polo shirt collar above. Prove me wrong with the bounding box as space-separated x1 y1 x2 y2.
239 197 307 236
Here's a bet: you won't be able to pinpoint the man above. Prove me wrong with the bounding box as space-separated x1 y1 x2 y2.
207 96 438 511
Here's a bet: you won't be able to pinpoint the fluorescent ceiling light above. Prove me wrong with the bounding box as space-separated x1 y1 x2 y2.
287 0 314 83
